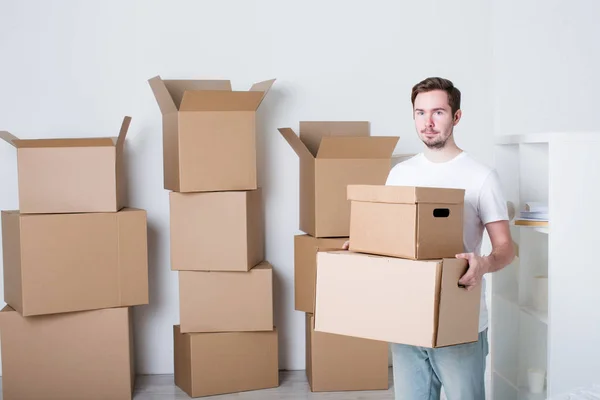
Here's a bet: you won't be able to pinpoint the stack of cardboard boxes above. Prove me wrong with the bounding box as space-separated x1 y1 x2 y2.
314 185 483 349
149 76 279 398
0 117 149 400
278 122 399 392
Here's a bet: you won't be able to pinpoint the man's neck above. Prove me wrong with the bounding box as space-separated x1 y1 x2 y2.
423 140 463 163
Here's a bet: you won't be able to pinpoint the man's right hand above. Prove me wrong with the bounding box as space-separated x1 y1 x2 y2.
342 240 349 250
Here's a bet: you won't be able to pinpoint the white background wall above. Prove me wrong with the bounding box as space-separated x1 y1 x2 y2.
1 0 595 376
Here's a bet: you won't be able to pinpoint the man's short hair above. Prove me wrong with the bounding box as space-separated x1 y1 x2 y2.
411 77 461 115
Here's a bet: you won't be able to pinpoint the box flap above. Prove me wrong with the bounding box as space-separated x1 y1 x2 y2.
0 131 19 147
435 258 481 347
165 79 232 109
299 121 370 156
179 90 264 111
148 75 178 114
347 185 464 204
249 78 276 108
116 116 132 149
316 136 399 159
278 128 314 162
12 138 117 148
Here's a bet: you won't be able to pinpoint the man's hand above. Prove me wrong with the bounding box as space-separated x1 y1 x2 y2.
456 252 489 291
342 240 349 250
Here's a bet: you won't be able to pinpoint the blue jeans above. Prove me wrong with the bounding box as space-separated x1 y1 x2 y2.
391 329 488 400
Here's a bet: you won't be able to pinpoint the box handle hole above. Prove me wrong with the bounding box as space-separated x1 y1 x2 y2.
433 208 450 218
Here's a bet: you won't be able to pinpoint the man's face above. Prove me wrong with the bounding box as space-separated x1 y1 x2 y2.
413 90 460 149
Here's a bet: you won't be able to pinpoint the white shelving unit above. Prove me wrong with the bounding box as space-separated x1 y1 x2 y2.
491 132 600 399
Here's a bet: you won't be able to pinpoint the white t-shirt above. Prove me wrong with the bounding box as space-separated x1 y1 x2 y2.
385 152 508 332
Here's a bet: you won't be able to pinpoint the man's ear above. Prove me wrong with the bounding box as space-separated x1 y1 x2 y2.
453 109 462 126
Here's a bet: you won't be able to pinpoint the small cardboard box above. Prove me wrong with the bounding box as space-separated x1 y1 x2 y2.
278 122 399 238
0 306 134 400
1 208 149 316
170 189 264 271
174 325 279 397
294 234 347 313
314 251 481 348
305 313 388 392
148 75 275 192
348 185 465 259
179 261 273 333
0 117 131 214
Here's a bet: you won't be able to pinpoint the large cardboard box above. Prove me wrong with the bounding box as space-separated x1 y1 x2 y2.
0 306 135 400
278 122 399 238
0 117 131 214
294 234 347 313
1 208 149 316
170 189 263 271
179 261 273 333
305 313 388 392
148 75 275 192
314 251 481 348
348 185 465 259
174 325 279 397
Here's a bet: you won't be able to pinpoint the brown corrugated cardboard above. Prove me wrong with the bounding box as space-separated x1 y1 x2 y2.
314 251 481 348
0 306 134 400
0 117 131 214
174 325 279 397
170 189 263 271
294 234 347 313
148 75 275 192
1 208 149 316
179 261 273 333
278 122 399 237
305 313 388 392
347 185 465 259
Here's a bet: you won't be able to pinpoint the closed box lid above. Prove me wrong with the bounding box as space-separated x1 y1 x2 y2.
347 185 465 204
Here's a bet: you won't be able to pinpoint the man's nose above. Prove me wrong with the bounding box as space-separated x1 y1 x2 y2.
426 116 434 127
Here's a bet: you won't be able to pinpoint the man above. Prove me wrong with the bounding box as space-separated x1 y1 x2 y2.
344 77 515 399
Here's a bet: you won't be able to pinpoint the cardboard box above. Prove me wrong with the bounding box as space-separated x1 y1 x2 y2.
179 261 273 333
294 234 347 313
1 208 149 316
278 122 399 237
314 251 481 348
148 75 275 192
0 306 134 400
0 117 131 214
170 189 263 271
174 325 279 397
305 313 388 392
348 185 465 259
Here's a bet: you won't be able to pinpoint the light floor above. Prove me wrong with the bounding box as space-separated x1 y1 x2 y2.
0 368 489 399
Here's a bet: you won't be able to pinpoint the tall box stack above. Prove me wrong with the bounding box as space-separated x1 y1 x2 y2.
149 76 279 398
315 185 483 349
278 122 398 392
0 117 149 400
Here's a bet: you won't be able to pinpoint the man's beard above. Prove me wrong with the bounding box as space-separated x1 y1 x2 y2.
421 130 449 149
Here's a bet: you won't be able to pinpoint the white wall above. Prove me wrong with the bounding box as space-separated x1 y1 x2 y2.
492 0 600 136
0 0 493 374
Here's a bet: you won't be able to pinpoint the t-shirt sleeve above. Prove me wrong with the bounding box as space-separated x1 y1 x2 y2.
479 170 509 224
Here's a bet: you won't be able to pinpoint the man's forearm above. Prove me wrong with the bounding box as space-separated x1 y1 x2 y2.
483 241 515 274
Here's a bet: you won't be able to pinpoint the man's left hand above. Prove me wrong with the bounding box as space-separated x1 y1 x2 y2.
455 252 489 291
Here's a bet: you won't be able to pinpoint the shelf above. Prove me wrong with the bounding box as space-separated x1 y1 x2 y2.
511 221 549 234
521 306 548 325
518 387 547 400
495 132 600 145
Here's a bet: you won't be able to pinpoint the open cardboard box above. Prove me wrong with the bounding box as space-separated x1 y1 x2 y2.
278 122 398 238
148 76 275 192
0 117 131 214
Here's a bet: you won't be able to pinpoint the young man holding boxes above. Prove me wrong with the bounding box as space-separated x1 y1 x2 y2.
344 77 515 399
